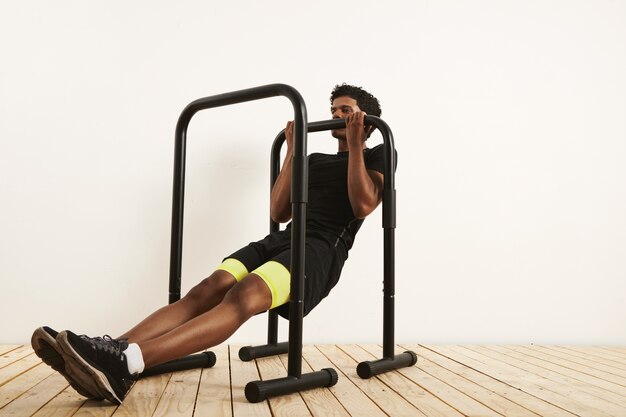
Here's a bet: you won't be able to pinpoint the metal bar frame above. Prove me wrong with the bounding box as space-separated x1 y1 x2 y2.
238 116 417 380
158 83 338 402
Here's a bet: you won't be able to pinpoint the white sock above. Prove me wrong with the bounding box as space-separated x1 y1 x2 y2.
123 343 145 374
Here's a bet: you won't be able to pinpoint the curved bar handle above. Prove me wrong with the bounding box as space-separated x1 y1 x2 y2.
269 115 398 359
169 83 308 304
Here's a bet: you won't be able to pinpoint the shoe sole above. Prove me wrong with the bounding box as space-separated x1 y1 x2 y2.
56 331 124 404
31 327 104 400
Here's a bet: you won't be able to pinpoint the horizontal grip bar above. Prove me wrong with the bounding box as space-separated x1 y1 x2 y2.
271 115 396 193
245 368 338 403
273 115 388 134
238 342 289 361
140 352 216 378
356 351 417 379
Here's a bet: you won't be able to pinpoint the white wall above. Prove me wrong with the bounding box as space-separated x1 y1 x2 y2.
1 0 625 345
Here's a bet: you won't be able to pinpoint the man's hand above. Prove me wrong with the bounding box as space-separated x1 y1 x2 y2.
344 111 383 219
345 111 373 149
285 120 294 153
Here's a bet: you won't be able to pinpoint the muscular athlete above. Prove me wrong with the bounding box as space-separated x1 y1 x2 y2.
31 84 391 404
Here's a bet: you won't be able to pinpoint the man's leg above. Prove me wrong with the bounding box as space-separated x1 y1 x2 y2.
138 273 272 368
56 273 273 404
118 269 237 344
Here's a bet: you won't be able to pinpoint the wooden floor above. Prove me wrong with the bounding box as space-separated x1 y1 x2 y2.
1 344 625 417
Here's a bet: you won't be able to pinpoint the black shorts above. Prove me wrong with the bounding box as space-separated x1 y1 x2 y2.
225 228 346 319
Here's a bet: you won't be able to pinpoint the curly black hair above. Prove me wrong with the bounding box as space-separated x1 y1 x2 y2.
330 83 382 117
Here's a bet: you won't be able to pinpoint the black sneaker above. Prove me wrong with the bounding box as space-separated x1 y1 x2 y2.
31 327 104 400
56 330 137 404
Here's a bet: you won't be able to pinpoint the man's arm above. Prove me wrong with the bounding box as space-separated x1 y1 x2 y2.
270 121 294 223
345 112 384 219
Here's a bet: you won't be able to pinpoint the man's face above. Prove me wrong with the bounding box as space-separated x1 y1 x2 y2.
330 96 361 140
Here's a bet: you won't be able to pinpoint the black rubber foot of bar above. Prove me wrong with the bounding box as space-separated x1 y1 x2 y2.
238 342 289 362
356 362 371 379
356 351 417 379
140 351 216 378
326 367 339 386
245 368 338 403
238 346 253 362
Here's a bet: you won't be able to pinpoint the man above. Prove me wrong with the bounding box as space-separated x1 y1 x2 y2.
31 83 392 404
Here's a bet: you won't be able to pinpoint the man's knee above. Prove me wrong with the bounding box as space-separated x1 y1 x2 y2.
184 271 236 306
222 274 272 318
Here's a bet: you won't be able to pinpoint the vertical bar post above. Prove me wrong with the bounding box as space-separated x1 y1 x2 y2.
378 117 397 359
267 136 283 345
356 116 417 379
286 107 308 378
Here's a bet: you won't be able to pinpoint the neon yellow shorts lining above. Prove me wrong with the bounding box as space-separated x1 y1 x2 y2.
216 258 249 281
216 258 290 309
252 261 290 310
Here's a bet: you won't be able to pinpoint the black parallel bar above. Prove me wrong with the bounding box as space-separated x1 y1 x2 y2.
245 368 338 403
267 136 283 346
276 116 398 360
168 83 328 401
287 202 306 377
384 227 395 358
140 352 216 378
168 83 307 304
242 115 415 381
267 311 279 345
303 117 413 373
241 116 408 364
239 342 288 362
356 351 417 379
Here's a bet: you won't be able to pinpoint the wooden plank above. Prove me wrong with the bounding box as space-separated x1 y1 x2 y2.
229 344 272 417
0 353 41 387
31 385 87 417
541 346 626 372
586 347 626 362
4 344 625 417
0 347 22 358
193 345 233 417
257 353 312 417
302 345 386 417
152 368 201 417
0 372 68 416
0 363 55 409
404 345 577 417
317 344 427 417
595 347 626 358
279 347 350 417
471 345 626 416
110 373 171 417
557 346 626 365
73 399 118 417
423 344 615 417
468 345 626 416
499 345 626 395
361 344 541 417
0 346 33 369
346 345 477 417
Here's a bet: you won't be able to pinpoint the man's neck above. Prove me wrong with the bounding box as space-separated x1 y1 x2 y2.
337 139 366 153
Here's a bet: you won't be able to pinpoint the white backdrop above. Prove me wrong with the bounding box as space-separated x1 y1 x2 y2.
1 0 625 345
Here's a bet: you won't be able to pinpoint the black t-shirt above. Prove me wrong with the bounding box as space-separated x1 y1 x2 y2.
298 143 392 255
269 143 395 318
